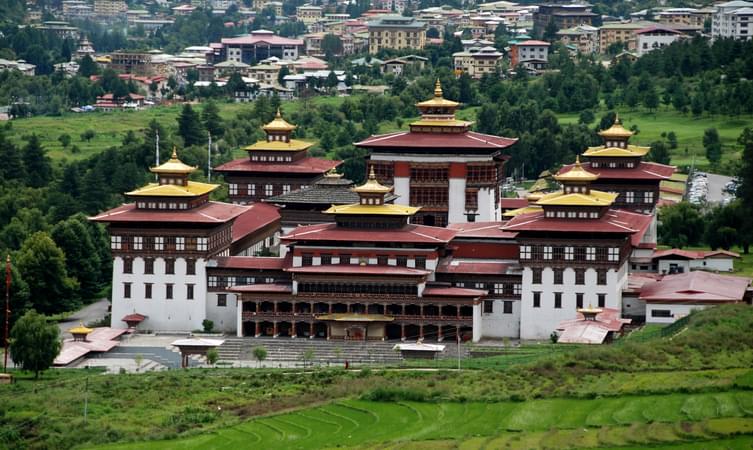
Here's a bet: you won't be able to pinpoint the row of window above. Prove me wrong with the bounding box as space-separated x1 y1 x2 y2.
208 276 276 288
229 183 292 197
123 257 196 275
136 201 189 210
624 191 655 204
298 282 419 295
483 300 514 314
544 210 602 219
123 282 193 300
300 253 427 269
532 292 606 309
111 235 210 251
456 282 522 296
520 245 621 262
532 267 609 285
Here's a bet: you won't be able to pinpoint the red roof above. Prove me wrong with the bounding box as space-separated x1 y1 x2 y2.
355 131 517 150
559 161 675 180
287 265 430 276
640 271 750 303
503 209 653 245
557 308 630 344
448 221 517 239
652 249 740 260
90 202 250 225
213 256 286 270
214 156 340 175
436 260 512 275
500 198 529 209
231 202 280 242
422 286 487 297
121 313 146 322
282 222 457 244
221 35 303 46
514 40 551 46
229 284 293 293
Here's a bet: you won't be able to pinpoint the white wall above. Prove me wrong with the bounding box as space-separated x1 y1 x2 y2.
476 187 497 222
110 256 207 332
393 176 410 205
448 177 467 224
205 292 238 332
480 299 521 338
646 303 707 324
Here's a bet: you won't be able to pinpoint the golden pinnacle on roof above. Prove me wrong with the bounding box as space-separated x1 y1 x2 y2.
352 166 392 194
553 155 599 182
324 168 343 178
598 113 634 139
434 78 443 97
150 147 197 174
263 108 297 132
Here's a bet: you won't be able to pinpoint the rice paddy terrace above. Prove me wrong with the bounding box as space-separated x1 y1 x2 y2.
103 390 753 449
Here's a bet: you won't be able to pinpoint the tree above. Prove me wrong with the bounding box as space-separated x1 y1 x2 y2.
666 131 678 149
51 215 101 299
17 232 77 315
277 66 290 86
647 140 671 165
703 127 722 164
81 129 96 142
202 101 224 137
206 348 219 367
320 34 343 58
458 72 474 104
77 55 99 77
177 104 205 146
58 133 71 148
543 18 558 42
643 85 660 112
22 134 52 188
253 346 267 368
578 110 595 125
0 133 25 182
658 202 705 248
9 310 61 378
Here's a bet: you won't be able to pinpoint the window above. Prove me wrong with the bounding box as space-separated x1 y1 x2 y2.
186 284 194 300
283 184 291 194
265 184 273 196
626 191 635 203
598 293 606 308
165 258 175 274
415 256 426 269
133 236 143 250
247 184 256 196
644 191 654 204
320 254 332 265
217 294 227 307
520 245 532 259
229 183 238 195
123 258 133 274
543 246 553 260
651 309 672 318
377 255 388 265
483 300 494 313
186 259 196 275
145 283 152 299
514 284 522 295
302 253 313 266
124 282 131 299
608 247 620 262
575 269 585 285
503 301 513 314
166 283 173 300
586 247 596 261
154 236 164 251
111 236 122 249
144 258 154 274
597 269 607 285
340 254 351 265
532 268 542 284
197 237 208 251
563 246 574 261
533 292 541 308
396 256 408 266
554 292 562 309
208 276 218 287
553 269 563 284
576 293 584 309
176 237 185 251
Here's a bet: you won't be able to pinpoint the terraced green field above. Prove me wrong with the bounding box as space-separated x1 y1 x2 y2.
99 390 753 449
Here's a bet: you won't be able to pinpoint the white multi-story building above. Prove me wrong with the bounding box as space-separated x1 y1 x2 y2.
453 46 503 79
712 0 753 40
635 25 684 56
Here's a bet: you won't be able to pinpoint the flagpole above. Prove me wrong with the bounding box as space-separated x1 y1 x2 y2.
4 255 10 373
207 131 212 183
155 130 160 182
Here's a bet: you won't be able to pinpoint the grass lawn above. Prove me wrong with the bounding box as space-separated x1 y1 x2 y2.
96 392 753 449
557 107 752 170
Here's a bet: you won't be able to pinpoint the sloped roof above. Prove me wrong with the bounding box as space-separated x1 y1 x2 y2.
281 222 457 244
651 249 740 260
640 271 750 303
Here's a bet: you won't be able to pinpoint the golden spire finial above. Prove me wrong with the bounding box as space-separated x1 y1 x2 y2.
171 146 178 160
368 165 377 180
614 113 621 125
434 79 443 98
275 107 282 119
575 155 581 166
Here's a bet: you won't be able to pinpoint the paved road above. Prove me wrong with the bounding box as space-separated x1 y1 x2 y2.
58 298 110 337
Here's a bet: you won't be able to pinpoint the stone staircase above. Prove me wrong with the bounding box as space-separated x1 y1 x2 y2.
217 338 244 362
232 338 405 365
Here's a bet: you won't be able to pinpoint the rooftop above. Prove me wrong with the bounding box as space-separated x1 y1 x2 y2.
90 201 250 225
214 156 340 175
640 271 750 303
281 222 457 244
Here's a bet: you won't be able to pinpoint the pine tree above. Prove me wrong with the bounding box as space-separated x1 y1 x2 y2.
52 215 100 299
703 127 722 164
21 134 52 188
177 104 205 146
0 132 26 182
647 141 671 165
80 166 109 214
202 101 224 137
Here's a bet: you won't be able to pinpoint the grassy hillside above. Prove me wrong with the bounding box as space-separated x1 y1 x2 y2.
3 305 753 449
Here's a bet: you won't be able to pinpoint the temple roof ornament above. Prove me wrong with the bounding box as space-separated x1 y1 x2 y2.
553 156 599 182
352 167 392 194
150 147 197 175
263 108 297 132
598 114 634 139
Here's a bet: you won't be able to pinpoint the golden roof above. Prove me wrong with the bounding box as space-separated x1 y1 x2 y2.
535 189 617 207
416 79 460 108
127 181 219 197
325 203 420 216
527 193 543 202
324 169 343 178
352 167 393 194
244 139 312 152
583 144 650 157
598 114 633 139
263 108 297 132
554 156 599 182
69 322 93 334
410 118 472 127
150 148 197 175
528 178 551 193
503 205 542 217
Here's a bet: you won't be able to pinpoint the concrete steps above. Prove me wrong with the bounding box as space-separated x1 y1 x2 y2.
235 338 404 364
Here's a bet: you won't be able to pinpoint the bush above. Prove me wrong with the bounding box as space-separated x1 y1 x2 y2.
201 319 214 333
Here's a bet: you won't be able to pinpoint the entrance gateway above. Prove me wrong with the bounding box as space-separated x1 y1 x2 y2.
315 313 394 340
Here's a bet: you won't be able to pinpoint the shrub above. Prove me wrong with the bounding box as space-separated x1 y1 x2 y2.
201 319 214 333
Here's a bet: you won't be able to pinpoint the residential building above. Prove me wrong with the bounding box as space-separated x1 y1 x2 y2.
651 249 740 274
635 26 684 56
598 21 657 53
94 0 127 18
367 15 427 54
453 46 503 78
355 81 518 227
296 5 323 25
556 24 598 53
712 0 753 40
209 30 304 64
0 59 35 75
213 110 341 204
109 51 153 75
509 40 550 71
533 4 597 31
656 8 706 28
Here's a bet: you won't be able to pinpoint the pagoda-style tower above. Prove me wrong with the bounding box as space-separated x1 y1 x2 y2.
92 150 253 332
214 109 340 204
503 158 652 340
559 115 674 214
356 80 517 227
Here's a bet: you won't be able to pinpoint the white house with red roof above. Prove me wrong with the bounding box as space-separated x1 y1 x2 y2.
635 25 684 56
209 30 305 65
651 248 740 274
640 271 751 323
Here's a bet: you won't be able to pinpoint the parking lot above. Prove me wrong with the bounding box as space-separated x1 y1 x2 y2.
687 172 737 205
